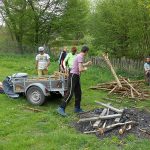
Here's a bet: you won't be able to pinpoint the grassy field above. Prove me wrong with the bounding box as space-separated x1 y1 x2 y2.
0 54 150 150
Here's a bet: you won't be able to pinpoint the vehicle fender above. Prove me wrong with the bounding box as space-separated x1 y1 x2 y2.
25 83 50 96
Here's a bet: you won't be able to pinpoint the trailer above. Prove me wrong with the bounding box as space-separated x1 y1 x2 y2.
10 73 68 105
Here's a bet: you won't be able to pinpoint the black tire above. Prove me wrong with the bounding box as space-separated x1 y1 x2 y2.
26 86 45 105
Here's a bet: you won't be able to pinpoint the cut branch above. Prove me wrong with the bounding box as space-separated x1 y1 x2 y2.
95 101 123 113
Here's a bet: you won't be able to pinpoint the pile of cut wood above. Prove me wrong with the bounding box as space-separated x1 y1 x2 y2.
29 71 68 81
90 53 149 100
77 102 138 136
90 78 149 100
74 102 150 139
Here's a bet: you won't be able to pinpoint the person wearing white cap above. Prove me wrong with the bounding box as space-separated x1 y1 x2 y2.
35 46 50 76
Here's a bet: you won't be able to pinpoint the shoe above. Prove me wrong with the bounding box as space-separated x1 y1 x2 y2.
74 108 84 113
57 107 67 117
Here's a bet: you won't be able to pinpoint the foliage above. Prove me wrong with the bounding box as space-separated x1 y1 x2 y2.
0 0 66 53
60 0 90 41
0 0 90 53
90 0 150 58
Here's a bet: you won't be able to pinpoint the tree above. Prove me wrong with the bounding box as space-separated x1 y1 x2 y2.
90 0 150 58
60 0 90 41
0 0 67 53
0 0 29 53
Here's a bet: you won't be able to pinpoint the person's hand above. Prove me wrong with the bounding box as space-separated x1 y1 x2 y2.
87 61 92 66
64 67 67 73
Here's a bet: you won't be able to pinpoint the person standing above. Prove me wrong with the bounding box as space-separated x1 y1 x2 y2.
63 46 77 73
57 45 92 116
36 46 50 76
58 47 67 72
144 57 150 85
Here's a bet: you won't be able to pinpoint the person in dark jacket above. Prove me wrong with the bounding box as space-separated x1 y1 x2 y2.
58 47 67 72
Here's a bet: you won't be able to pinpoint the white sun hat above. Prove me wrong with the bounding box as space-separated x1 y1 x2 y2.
38 46 44 52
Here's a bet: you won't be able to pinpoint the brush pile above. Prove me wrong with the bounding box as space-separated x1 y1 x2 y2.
90 78 149 100
90 53 149 100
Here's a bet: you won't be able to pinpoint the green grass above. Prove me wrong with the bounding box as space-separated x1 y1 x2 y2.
0 54 150 150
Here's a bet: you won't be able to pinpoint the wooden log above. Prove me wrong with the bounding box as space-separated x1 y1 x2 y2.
114 117 121 123
84 121 137 134
102 108 110 128
120 77 141 96
130 88 135 98
118 125 126 135
105 121 137 129
102 53 122 88
138 128 150 135
108 85 118 95
93 108 108 128
95 101 123 113
78 114 121 123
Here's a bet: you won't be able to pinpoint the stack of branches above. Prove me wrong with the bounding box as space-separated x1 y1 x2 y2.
90 78 149 100
90 53 149 100
78 102 138 136
29 71 68 81
53 71 68 79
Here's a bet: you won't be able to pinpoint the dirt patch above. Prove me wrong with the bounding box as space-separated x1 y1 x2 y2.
71 108 150 139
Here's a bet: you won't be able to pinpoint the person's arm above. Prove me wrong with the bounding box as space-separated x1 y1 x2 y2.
47 59 50 67
58 52 63 64
46 55 50 68
83 61 92 67
63 54 69 69
35 60 38 69
35 55 38 69
79 63 88 73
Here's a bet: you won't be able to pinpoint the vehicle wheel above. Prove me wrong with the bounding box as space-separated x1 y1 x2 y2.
26 86 45 105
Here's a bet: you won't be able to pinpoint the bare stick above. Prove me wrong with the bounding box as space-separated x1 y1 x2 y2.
22 106 46 112
78 114 121 123
120 77 141 96
130 88 135 98
93 108 108 128
102 108 110 128
106 121 136 129
108 85 118 95
84 121 137 134
95 101 123 113
102 53 122 88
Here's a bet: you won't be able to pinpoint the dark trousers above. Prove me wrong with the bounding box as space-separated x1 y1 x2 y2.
60 73 81 109
145 71 150 85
